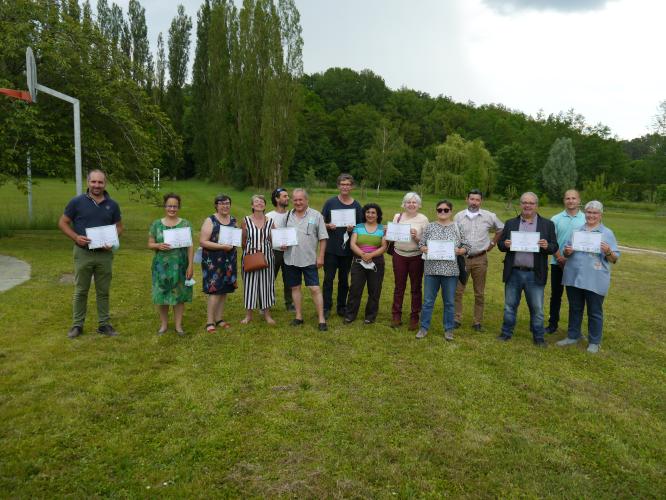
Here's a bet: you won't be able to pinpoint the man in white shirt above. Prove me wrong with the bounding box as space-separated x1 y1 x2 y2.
453 189 504 332
266 187 293 311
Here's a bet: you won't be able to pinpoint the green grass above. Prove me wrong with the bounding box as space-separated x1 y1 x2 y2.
1 179 665 496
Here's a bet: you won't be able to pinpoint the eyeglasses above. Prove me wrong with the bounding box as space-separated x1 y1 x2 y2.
165 205 179 209
436 208 451 213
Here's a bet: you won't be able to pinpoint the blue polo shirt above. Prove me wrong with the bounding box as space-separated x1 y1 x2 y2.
551 209 585 264
64 191 121 241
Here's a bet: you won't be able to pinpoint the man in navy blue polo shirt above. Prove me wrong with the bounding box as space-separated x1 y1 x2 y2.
58 169 123 338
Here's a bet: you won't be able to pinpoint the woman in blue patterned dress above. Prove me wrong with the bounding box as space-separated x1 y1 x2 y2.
148 193 194 335
199 194 237 332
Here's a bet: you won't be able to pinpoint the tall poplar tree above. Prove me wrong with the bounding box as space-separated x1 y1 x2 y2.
155 32 166 106
542 137 577 200
259 0 303 187
128 0 150 87
191 0 212 176
166 4 192 135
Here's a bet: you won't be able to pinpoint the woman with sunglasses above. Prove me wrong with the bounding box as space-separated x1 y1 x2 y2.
148 193 194 335
199 194 238 332
417 200 470 340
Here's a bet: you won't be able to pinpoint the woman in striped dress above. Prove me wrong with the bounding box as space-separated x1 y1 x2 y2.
240 195 276 324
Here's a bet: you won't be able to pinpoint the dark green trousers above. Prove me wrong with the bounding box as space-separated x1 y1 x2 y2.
73 246 114 327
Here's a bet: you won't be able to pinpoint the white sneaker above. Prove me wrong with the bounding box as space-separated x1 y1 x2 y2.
416 328 428 339
444 330 454 341
556 337 580 347
587 343 600 353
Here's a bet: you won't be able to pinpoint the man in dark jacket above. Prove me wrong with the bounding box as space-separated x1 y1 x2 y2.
497 192 558 347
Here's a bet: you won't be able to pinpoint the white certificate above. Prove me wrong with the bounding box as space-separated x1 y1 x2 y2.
272 227 298 247
330 209 357 227
85 224 119 249
218 226 242 247
386 223 412 242
163 227 192 248
510 231 540 252
572 231 602 253
426 240 455 261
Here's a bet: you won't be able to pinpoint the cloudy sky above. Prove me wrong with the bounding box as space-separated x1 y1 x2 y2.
117 0 666 140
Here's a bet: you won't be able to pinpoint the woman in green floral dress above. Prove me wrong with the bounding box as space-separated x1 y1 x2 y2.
148 193 194 335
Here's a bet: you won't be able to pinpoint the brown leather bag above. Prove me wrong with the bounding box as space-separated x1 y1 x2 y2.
243 250 268 272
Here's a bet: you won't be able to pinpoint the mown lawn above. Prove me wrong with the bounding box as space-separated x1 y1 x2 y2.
1 179 665 497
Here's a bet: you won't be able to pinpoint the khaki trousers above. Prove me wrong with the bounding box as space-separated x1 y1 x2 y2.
454 253 488 325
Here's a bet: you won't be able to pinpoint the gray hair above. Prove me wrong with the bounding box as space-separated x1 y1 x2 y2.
401 192 422 208
292 188 308 200
520 191 539 205
584 200 604 213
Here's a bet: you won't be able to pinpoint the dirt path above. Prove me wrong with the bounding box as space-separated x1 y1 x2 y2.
617 245 666 257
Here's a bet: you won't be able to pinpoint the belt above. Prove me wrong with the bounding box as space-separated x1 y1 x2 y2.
513 266 533 271
76 245 107 252
467 250 487 259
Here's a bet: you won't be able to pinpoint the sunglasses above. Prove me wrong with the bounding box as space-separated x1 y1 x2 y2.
436 207 451 213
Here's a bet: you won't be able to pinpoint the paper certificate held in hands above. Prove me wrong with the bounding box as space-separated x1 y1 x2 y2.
163 227 192 248
572 231 602 253
272 227 298 248
510 231 540 252
386 222 412 242
426 240 456 261
330 209 357 227
218 226 243 247
85 224 119 249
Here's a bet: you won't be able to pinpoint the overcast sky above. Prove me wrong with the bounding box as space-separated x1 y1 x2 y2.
116 0 666 140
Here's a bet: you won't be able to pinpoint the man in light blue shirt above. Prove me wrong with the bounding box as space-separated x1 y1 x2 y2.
545 189 585 334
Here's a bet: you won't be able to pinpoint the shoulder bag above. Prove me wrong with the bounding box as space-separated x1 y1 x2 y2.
453 223 469 285
242 217 269 272
386 213 403 256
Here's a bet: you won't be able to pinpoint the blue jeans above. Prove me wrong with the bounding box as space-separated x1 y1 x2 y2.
420 275 457 332
501 269 545 341
566 286 605 345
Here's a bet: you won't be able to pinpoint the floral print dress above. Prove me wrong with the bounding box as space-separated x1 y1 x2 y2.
201 215 238 295
149 218 193 305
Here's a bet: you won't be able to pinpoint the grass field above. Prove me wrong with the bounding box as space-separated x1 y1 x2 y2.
1 179 665 497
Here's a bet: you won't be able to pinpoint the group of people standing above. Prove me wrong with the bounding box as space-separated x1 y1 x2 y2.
58 170 620 354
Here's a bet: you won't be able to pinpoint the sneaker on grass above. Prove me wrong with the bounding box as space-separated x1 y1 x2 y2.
587 343 600 353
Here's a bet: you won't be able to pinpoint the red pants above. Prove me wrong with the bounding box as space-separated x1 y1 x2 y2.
391 253 424 321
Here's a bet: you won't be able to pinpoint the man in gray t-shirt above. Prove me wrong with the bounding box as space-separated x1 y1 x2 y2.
283 189 329 331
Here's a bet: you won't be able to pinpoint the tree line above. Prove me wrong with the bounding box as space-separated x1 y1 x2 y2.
1 1 665 202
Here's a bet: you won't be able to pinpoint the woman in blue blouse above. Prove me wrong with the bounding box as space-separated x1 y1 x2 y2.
556 200 620 353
